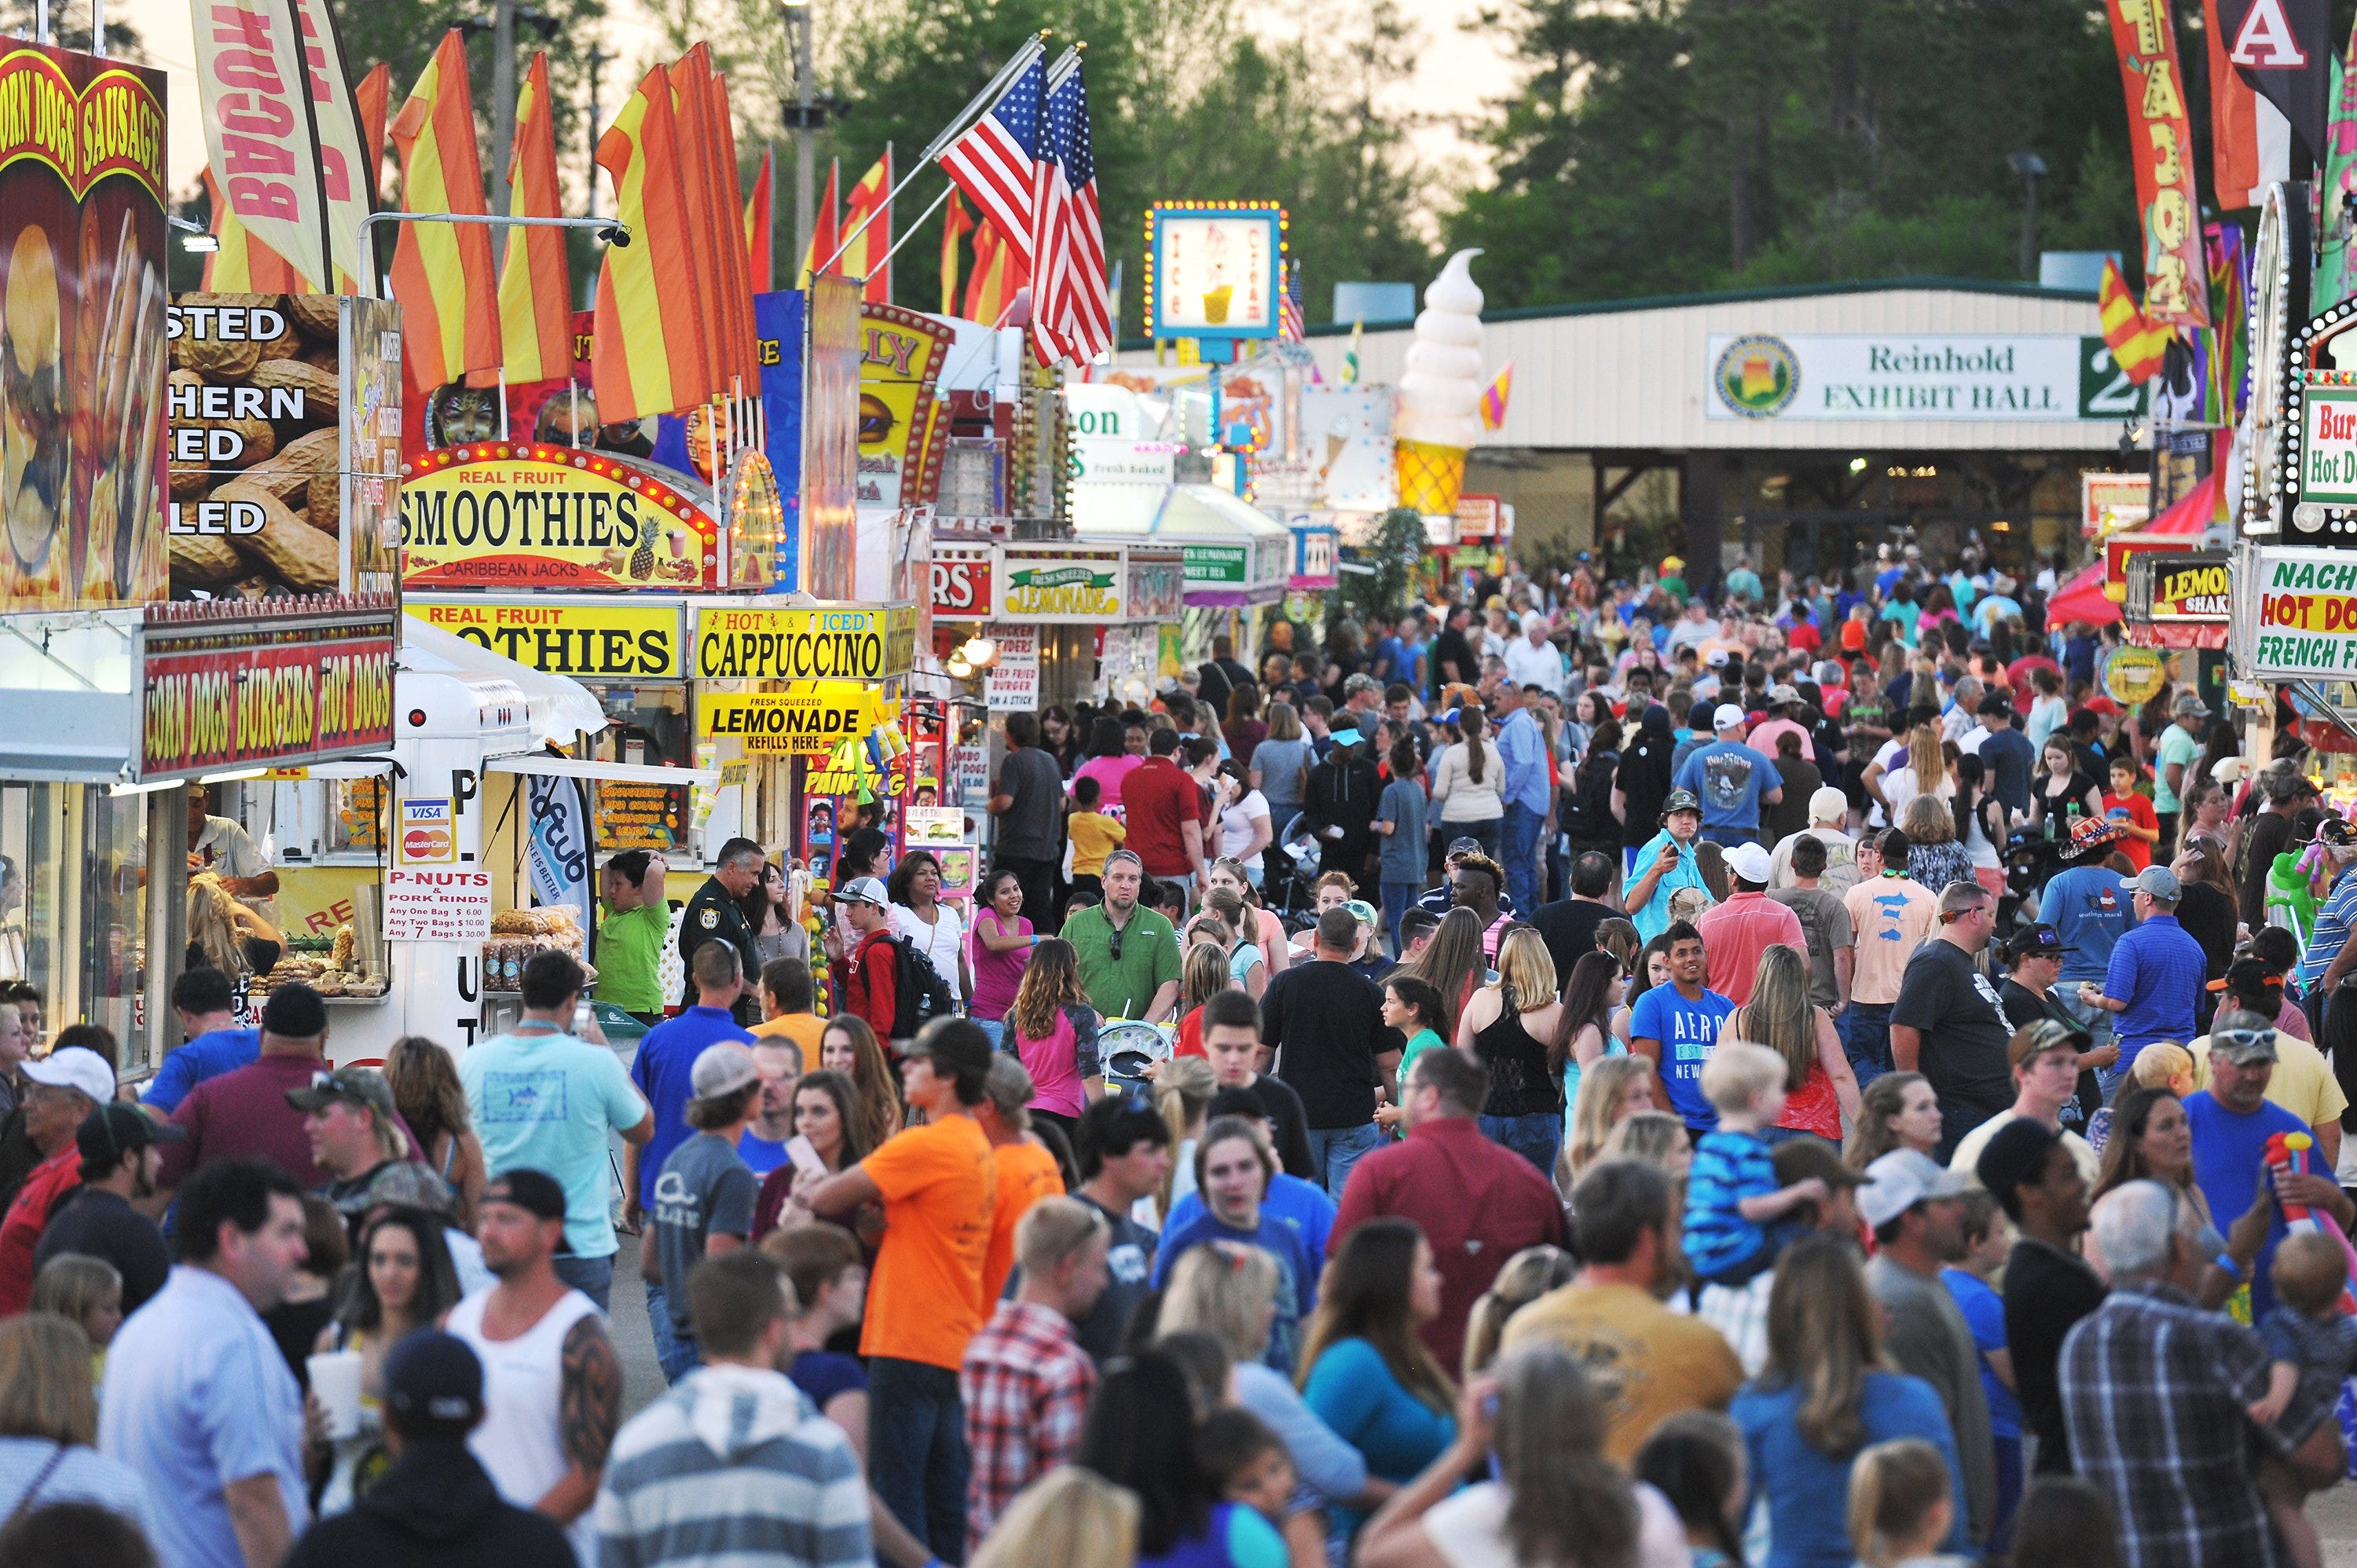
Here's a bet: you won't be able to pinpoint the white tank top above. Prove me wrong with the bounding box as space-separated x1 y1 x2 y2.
446 1285 601 1563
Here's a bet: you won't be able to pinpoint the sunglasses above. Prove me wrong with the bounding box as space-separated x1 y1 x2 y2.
1107 924 1124 963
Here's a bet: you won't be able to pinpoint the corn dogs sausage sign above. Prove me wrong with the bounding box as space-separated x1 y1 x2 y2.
399 444 720 590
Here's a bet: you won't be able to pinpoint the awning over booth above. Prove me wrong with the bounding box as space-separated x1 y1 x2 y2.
2046 560 2122 627
400 617 610 745
1092 485 1293 606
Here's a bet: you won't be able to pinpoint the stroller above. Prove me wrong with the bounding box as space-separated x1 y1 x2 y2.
1271 811 1326 936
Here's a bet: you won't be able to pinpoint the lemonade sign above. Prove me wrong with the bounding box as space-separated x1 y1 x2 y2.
1000 544 1125 622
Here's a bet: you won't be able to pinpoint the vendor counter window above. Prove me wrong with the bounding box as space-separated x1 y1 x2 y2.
588 684 696 856
0 783 152 1068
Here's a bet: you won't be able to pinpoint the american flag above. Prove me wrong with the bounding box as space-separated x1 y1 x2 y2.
1280 261 1306 341
939 47 1047 272
1032 49 1111 363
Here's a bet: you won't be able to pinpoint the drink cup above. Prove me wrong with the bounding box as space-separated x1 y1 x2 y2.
308 1350 363 1442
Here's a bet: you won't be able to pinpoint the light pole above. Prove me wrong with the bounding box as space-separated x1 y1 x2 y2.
783 0 816 271
2009 151 2048 282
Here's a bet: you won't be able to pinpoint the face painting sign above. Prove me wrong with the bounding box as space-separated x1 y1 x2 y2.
0 42 168 610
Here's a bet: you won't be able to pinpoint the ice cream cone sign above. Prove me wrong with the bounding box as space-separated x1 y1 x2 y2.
1396 249 1486 518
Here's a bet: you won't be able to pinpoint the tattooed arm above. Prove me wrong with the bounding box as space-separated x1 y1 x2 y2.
539 1312 624 1526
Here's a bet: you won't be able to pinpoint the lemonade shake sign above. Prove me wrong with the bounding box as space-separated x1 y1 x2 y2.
1706 335 2139 421
2249 548 2357 677
1001 544 1124 621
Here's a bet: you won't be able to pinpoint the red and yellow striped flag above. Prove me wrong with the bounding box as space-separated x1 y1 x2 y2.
354 61 391 189
964 214 1025 324
745 147 774 295
665 48 733 394
840 148 891 304
200 168 309 293
497 52 571 387
799 159 838 285
703 66 759 383
593 63 709 422
2099 257 2172 385
939 185 973 316
389 29 502 393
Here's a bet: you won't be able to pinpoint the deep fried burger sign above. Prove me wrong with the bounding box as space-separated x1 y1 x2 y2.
0 41 168 611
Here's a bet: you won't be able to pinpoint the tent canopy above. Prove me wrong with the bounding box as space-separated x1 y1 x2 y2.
2045 560 2121 627
400 618 609 744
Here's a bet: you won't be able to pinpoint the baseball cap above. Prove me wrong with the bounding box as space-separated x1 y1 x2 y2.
1706 650 1730 668
1660 555 1684 573
2082 695 2121 717
2008 1016 2089 1069
836 875 889 907
260 983 328 1039
688 1042 761 1104
1724 842 1773 885
1768 683 1800 705
2214 955 2286 1007
2208 1017 2281 1065
1446 836 1486 857
2001 925 2062 965
285 1065 399 1120
906 1017 993 1084
2173 692 2212 718
1662 789 1703 816
1858 1149 1973 1231
2122 866 2182 899
383 1331 484 1435
480 1168 567 1222
1343 899 1379 928
2065 815 2126 858
1772 1136 1868 1192
23 1046 113 1106
1327 722 1362 746
74 1102 183 1169
1809 786 1850 824
1976 1117 2066 1213
1713 703 1746 730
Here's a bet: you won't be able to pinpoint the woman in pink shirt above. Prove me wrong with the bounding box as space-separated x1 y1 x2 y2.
969 866 1033 1041
1072 715 1146 812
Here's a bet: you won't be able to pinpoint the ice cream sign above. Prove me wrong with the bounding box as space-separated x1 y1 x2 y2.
1146 203 1283 340
2299 387 2357 506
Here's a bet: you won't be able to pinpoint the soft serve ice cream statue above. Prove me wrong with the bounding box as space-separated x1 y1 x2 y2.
1394 248 1486 516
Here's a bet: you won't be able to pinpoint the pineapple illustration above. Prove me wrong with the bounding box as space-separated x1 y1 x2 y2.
628 505 657 580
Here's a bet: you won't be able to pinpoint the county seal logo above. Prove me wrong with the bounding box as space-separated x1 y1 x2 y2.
1714 335 1799 418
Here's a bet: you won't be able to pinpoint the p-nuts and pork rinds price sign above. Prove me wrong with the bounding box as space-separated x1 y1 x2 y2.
2248 549 2357 677
383 868 493 942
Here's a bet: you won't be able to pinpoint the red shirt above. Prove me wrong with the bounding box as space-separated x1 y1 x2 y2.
1331 1115 1566 1371
1120 756 1200 877
2104 791 2158 871
0 1147 79 1314
831 926 901 1041
160 1053 420 1190
1698 891 1806 1006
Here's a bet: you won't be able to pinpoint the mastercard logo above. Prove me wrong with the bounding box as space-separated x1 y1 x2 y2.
405 826 452 861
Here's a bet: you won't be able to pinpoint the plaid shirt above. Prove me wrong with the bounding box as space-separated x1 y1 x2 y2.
2060 1278 2330 1568
960 1299 1096 1552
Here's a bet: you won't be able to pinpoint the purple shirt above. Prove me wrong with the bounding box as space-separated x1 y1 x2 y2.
970 911 1033 1022
160 1054 418 1190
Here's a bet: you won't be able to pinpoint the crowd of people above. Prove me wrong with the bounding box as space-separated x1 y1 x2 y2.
0 544 2352 1568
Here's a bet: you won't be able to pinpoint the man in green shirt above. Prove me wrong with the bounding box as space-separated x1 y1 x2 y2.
1062 850 1182 1021
596 849 672 1024
2152 691 2208 859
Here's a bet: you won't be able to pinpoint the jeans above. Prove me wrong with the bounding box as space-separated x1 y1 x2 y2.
1479 1110 1562 1174
1844 1002 1893 1088
1306 1122 1383 1196
552 1254 613 1312
1700 826 1758 848
1504 802 1545 914
974 1019 1006 1050
869 1355 970 1562
2052 988 2121 1097
646 1280 698 1382
996 853 1061 936
1380 881 1418 957
1446 816 1503 864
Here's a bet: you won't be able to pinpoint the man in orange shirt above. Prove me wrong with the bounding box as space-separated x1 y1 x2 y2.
805 1017 996 1562
750 957 827 1063
1698 843 1805 1006
976 1056 1065 1303
1842 829 1940 1087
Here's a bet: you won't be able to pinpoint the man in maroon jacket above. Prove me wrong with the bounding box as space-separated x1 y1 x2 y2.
823 877 900 1044
1331 1044 1564 1368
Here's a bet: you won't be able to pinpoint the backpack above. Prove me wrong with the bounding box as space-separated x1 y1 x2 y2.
887 934 958 1039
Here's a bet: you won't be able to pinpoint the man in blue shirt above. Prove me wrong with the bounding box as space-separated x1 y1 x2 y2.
1629 921 1736 1130
2185 1017 2355 1323
2078 866 2205 1092
2039 819 2135 1064
1971 694 2036 820
1492 683 1553 915
142 967 262 1119
1673 705 1783 848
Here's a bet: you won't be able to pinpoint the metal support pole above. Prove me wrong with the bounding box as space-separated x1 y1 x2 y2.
358 211 628 299
790 2 815 271
489 0 517 263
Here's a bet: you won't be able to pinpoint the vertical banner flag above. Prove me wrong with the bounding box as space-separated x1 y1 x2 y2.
522 775 592 915
2207 222 2252 424
593 64 710 421
1032 50 1110 363
497 52 572 386
665 49 727 394
841 148 893 303
2099 256 2172 383
1280 259 1306 341
355 61 392 185
2209 0 2292 208
746 148 775 294
390 29 503 392
705 70 761 383
939 45 1047 273
940 186 973 315
200 169 306 292
2318 42 2357 308
800 159 839 284
2106 0 2211 328
2218 0 2333 166
193 0 329 291
1480 361 1513 430
965 215 1024 323
284 0 372 291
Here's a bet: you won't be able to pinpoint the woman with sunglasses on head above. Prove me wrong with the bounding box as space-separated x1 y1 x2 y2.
748 1068 877 1244
1207 857 1289 981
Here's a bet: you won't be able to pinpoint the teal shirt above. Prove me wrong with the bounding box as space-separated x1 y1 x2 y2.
1064 903 1183 1020
459 1028 649 1258
593 899 671 1013
1303 1337 1457 1537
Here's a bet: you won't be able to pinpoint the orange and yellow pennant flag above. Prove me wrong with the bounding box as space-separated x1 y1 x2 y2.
840 148 892 304
704 67 760 384
354 61 392 190
665 49 728 395
593 63 710 423
799 159 838 285
497 52 571 387
2099 257 2172 385
1479 361 1513 430
939 186 973 317
200 168 310 294
390 29 502 394
964 214 1025 324
745 147 774 295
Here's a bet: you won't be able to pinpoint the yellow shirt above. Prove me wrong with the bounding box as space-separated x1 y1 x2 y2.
751 1011 827 1069
1069 811 1127 877
2188 1031 2351 1130
1500 1282 1744 1464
